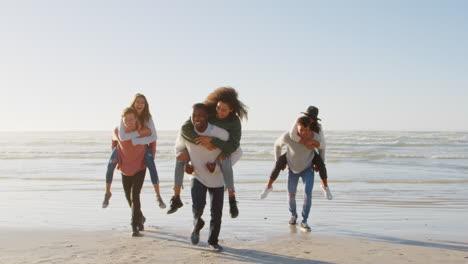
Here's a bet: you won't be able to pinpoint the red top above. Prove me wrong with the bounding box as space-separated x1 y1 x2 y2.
112 127 156 176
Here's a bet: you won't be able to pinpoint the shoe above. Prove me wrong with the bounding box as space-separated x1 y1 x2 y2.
259 186 273 199
229 195 239 218
289 215 297 225
300 222 311 232
190 218 205 245
206 162 216 173
157 196 166 209
321 185 333 200
167 195 183 214
131 225 142 237
185 163 194 174
138 216 146 231
102 192 111 208
209 244 223 252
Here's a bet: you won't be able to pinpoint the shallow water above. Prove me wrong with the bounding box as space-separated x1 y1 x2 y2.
0 131 467 243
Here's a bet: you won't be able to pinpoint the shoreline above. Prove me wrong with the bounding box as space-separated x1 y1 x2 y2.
1 227 467 264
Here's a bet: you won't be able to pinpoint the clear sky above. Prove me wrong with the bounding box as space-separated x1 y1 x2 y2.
1 0 467 131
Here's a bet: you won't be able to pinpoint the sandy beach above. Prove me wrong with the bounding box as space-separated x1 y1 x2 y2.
1 227 467 264
1 131 467 263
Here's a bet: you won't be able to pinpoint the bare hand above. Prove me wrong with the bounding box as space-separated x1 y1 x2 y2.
195 136 212 145
300 139 316 150
201 142 217 150
313 165 319 172
138 127 151 137
177 153 189 161
217 154 229 162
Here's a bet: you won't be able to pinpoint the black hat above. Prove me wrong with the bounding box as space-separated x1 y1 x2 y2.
301 106 321 120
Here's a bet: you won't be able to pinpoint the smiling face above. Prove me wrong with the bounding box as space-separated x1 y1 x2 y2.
123 112 138 130
297 123 314 140
216 101 233 119
192 106 209 132
133 97 146 115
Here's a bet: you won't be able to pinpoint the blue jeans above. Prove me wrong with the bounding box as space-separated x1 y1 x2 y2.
287 167 315 223
144 146 159 185
191 178 224 246
105 146 159 185
174 149 235 191
105 147 118 184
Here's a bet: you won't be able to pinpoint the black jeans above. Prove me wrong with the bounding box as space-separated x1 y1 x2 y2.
191 178 224 245
122 169 146 228
270 150 327 181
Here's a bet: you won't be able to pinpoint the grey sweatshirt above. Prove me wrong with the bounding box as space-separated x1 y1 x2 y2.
275 131 322 174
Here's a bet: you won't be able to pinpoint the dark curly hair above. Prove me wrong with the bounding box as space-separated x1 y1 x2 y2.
203 87 248 120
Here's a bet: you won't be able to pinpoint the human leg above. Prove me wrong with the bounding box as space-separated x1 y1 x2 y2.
190 179 207 245
121 173 138 236
300 168 314 224
168 150 190 214
131 170 146 235
103 147 118 208
313 151 332 200
260 154 287 199
219 155 238 218
208 185 224 248
287 170 300 220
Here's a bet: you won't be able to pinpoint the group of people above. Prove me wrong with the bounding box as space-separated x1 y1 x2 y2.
101 87 332 252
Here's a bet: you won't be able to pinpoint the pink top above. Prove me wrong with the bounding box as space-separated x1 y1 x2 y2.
112 127 156 176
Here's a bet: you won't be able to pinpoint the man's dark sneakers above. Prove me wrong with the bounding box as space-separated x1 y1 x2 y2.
229 195 239 218
131 225 142 237
138 216 146 231
167 195 183 214
190 218 205 245
209 244 223 252
102 192 111 208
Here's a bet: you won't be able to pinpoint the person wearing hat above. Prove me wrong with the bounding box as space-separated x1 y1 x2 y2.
260 106 333 201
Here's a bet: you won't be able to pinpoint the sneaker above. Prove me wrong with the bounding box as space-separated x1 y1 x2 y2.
289 215 297 225
206 162 216 173
209 244 223 252
229 196 239 218
321 185 333 200
185 163 194 174
167 195 183 214
102 192 112 208
157 196 167 209
190 218 205 245
259 186 273 199
138 216 146 231
131 225 142 237
300 222 311 232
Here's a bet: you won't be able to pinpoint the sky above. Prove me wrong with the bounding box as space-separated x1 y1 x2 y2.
0 0 467 131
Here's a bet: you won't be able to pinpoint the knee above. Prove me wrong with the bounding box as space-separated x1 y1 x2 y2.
107 159 117 169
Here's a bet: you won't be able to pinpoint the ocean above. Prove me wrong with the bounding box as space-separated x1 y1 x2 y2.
0 131 467 243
